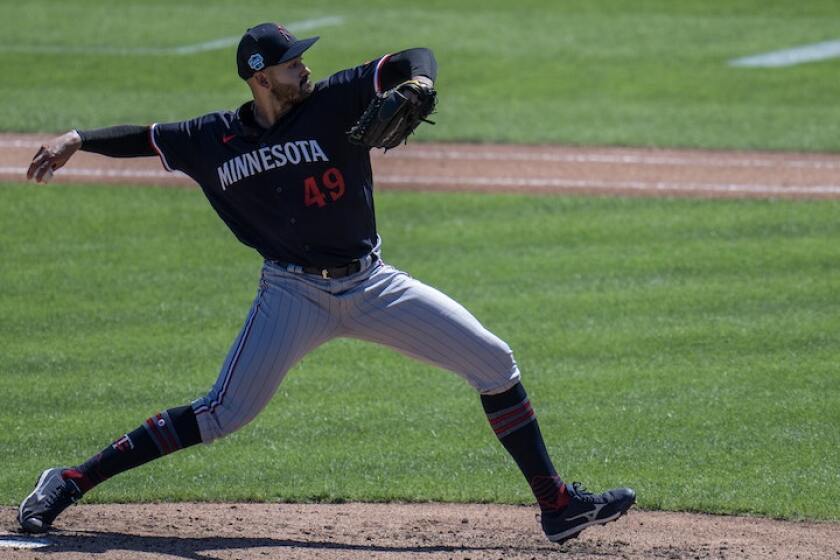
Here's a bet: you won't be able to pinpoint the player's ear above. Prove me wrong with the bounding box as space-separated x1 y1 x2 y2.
256 72 270 89
248 72 271 90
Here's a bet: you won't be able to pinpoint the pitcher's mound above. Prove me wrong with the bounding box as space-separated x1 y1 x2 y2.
1 503 837 559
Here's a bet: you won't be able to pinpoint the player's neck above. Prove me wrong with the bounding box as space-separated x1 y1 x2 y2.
252 96 295 129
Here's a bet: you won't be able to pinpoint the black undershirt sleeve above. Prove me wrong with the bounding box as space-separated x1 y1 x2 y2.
378 48 438 91
77 125 156 157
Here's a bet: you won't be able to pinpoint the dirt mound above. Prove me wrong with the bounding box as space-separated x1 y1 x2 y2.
1 503 837 559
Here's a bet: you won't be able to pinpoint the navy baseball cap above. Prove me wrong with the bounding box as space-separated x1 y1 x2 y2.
236 23 319 80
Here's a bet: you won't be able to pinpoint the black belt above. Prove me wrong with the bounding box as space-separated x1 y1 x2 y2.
301 260 363 279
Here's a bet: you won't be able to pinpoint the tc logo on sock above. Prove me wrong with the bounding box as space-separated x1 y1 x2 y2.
112 434 135 453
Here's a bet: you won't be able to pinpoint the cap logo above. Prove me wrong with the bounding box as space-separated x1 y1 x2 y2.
248 53 265 71
276 25 292 40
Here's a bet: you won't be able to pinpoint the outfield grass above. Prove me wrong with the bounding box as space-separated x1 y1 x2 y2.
3 1 840 150
1 183 839 519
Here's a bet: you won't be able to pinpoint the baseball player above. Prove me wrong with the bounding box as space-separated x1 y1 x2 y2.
18 23 635 544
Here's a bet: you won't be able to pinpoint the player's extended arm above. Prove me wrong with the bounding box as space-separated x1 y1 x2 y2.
378 48 438 91
27 126 155 184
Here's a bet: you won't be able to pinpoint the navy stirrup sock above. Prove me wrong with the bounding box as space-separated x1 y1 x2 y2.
481 383 570 511
63 405 202 493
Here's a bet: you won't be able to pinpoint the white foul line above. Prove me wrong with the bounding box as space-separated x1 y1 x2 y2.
3 139 840 171
0 16 344 56
730 39 840 67
389 149 840 170
173 17 344 55
0 166 183 179
375 175 840 196
3 167 839 196
0 139 43 148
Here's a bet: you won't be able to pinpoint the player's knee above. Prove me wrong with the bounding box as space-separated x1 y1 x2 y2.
475 362 521 395
462 341 521 395
191 397 260 444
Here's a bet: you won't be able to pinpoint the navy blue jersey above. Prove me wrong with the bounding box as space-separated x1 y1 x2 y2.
151 56 398 267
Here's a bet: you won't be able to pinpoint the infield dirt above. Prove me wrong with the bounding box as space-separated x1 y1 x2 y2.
2 135 839 559
3 133 840 199
1 503 839 559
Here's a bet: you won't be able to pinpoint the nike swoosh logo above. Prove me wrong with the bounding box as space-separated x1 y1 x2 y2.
565 502 607 522
222 134 236 144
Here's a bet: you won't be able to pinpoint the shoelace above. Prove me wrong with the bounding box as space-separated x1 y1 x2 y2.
44 481 78 509
569 482 598 503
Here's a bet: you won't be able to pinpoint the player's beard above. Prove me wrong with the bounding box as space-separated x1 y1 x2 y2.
271 77 313 106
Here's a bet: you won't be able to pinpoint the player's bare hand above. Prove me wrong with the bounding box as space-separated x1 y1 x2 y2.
400 75 434 103
27 130 82 183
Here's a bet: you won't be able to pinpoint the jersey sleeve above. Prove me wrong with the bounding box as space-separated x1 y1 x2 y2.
321 55 395 118
376 48 437 91
322 50 437 125
149 113 220 176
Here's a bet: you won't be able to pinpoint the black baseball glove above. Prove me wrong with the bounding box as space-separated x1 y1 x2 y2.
347 80 437 150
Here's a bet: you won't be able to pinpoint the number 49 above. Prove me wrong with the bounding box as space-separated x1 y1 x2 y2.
304 167 346 208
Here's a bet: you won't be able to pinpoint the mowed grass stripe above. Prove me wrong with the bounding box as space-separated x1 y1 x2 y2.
3 1 840 149
1 183 839 520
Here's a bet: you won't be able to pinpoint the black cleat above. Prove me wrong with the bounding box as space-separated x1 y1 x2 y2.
18 468 82 533
541 482 635 544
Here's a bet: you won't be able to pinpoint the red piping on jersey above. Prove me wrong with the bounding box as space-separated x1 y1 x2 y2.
373 54 393 95
149 123 174 172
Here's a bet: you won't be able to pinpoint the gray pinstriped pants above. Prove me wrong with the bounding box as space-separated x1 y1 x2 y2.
192 256 520 443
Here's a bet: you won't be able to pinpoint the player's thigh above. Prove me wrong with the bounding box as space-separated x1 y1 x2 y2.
345 266 519 393
193 272 337 442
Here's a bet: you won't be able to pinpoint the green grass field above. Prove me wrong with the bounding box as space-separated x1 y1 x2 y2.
2 0 840 526
2 0 840 149
2 184 839 519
